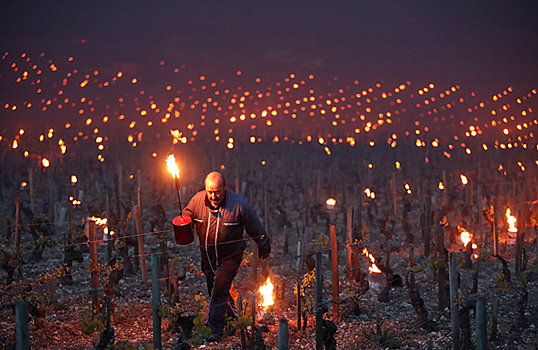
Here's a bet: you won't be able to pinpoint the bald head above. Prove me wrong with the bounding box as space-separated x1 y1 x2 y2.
205 172 226 208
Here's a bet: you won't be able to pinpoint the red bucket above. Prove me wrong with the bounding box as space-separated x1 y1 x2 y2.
172 215 194 245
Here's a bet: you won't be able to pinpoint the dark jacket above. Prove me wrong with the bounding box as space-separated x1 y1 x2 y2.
183 189 271 269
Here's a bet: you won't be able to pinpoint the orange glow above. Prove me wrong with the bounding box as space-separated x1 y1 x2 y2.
505 209 517 233
458 226 472 247
258 277 274 309
90 216 108 226
361 248 382 273
166 155 180 179
170 129 187 144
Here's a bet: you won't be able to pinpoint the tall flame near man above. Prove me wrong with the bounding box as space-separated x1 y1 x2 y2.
182 171 271 342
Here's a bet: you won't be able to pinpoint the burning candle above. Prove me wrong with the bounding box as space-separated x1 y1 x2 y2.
362 247 383 290
505 208 517 233
326 197 336 211
458 226 472 247
259 277 275 309
361 247 382 273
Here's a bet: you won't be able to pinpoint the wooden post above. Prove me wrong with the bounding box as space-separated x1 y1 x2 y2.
476 296 486 350
15 192 21 250
492 196 499 256
137 169 142 209
251 295 257 326
134 205 148 281
15 301 30 350
277 318 289 350
315 252 323 350
424 196 432 257
479 186 484 246
347 205 353 281
151 255 161 350
329 224 339 320
409 244 415 287
296 278 302 331
87 220 99 313
449 252 460 350
295 240 302 270
238 296 246 349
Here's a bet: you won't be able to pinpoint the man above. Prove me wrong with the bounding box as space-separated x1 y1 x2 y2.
183 171 271 342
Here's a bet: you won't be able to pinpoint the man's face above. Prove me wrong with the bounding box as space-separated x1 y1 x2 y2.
205 177 225 208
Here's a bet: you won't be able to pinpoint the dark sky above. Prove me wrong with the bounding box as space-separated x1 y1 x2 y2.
1 0 537 85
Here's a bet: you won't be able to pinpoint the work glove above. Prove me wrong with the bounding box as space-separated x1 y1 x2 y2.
259 246 271 260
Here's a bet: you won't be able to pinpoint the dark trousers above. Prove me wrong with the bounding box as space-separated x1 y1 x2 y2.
203 253 242 335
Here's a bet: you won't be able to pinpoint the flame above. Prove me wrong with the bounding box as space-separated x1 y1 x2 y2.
361 247 382 273
460 230 472 247
166 154 180 179
457 224 472 247
90 216 108 226
170 129 187 144
42 158 50 167
506 208 517 233
460 174 468 185
259 277 274 308
438 181 444 190
326 198 336 207
71 175 78 183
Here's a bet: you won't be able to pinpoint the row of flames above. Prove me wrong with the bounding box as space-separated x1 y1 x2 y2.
88 216 114 236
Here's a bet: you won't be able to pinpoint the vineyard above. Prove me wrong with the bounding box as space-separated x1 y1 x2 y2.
1 142 537 350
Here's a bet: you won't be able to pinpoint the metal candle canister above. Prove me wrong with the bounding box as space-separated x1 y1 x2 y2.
172 215 193 245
